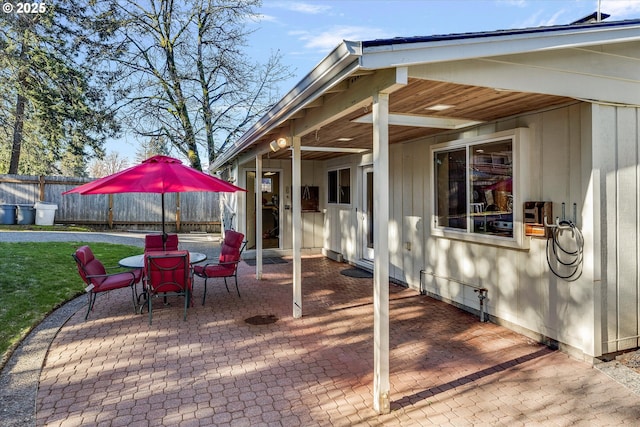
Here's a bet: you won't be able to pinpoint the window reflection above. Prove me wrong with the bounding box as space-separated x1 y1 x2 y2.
470 140 513 237
434 139 513 238
435 148 466 230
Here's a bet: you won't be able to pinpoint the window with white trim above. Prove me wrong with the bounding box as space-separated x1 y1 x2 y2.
432 129 527 248
328 167 351 204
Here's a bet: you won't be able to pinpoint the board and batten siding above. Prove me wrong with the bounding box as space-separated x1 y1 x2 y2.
230 103 638 358
594 104 640 355
412 104 600 358
323 102 609 358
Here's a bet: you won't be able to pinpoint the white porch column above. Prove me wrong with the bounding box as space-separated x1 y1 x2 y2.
372 91 390 414
255 155 263 279
292 135 303 318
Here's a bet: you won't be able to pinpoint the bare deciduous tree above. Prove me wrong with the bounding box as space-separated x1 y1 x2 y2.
136 136 170 163
88 152 130 178
112 0 291 171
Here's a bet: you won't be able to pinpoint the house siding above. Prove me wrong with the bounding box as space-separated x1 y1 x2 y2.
594 104 640 354
236 158 325 252
323 103 602 358
230 102 640 359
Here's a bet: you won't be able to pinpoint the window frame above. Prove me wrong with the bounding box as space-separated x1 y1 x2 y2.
327 167 352 205
430 128 529 249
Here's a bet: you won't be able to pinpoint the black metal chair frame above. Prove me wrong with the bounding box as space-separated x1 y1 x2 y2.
197 240 247 305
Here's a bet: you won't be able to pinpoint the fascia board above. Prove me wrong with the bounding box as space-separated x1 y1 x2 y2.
211 41 362 171
360 23 640 69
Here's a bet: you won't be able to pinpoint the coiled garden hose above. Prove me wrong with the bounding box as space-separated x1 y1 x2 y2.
546 220 584 281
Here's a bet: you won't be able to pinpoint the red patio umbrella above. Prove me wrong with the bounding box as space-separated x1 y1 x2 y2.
63 155 245 236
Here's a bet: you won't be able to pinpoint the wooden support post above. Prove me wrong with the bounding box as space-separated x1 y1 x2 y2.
256 154 263 280
292 135 302 318
372 91 390 414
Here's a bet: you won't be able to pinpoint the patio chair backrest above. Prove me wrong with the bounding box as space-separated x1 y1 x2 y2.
144 234 179 252
74 245 107 285
144 250 191 294
219 230 245 265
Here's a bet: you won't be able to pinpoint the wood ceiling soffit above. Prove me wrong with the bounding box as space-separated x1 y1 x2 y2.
253 76 575 162
292 68 405 137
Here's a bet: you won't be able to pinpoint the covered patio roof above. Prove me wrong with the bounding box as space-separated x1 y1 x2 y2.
212 18 640 168
211 17 640 414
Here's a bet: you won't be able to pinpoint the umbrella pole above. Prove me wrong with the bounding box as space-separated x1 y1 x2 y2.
161 194 167 250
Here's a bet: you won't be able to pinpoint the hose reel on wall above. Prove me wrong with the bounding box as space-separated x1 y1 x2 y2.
544 203 584 282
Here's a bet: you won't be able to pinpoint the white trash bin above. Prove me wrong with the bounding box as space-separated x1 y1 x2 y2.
34 202 58 226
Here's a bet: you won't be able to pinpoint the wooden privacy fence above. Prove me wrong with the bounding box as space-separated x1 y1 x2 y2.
0 174 222 233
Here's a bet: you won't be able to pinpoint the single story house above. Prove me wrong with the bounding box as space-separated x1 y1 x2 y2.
211 17 640 413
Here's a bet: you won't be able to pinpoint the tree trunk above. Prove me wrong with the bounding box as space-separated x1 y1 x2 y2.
8 41 28 174
8 93 26 174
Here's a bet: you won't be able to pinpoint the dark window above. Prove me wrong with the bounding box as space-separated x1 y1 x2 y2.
328 168 350 204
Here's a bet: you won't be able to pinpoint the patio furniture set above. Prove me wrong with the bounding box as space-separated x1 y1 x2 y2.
72 230 246 324
64 154 248 324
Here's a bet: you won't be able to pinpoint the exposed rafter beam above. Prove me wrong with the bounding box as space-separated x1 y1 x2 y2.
300 146 369 153
352 113 483 129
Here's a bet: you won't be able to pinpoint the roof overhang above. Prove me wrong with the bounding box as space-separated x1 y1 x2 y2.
212 19 640 171
213 41 363 168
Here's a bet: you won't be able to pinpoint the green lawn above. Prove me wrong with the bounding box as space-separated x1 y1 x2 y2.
0 241 143 365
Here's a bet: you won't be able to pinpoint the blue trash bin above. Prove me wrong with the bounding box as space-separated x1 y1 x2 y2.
16 204 35 225
0 204 16 224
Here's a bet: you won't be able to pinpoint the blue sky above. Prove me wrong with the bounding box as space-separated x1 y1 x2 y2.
248 0 640 91
110 0 640 163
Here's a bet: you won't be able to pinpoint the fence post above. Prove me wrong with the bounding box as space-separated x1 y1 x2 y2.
108 195 113 229
39 175 45 201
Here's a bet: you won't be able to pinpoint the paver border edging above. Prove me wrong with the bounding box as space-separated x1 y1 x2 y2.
0 295 86 427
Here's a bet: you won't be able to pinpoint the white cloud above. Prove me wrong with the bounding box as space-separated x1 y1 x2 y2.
251 13 278 23
292 25 392 51
498 0 528 7
600 0 640 18
272 1 332 14
536 9 567 27
256 13 278 22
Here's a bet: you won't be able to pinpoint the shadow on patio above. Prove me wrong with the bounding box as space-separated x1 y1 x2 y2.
36 255 640 426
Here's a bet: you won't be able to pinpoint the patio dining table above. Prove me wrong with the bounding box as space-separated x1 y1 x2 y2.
119 251 207 269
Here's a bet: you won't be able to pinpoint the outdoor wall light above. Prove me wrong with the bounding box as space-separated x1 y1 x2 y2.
269 137 288 153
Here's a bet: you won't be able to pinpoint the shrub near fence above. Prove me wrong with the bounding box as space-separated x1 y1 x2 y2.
0 174 222 233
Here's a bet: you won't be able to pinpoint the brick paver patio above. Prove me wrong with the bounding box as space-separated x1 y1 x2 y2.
37 255 640 426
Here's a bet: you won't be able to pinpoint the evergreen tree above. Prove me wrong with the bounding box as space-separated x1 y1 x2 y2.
0 1 121 175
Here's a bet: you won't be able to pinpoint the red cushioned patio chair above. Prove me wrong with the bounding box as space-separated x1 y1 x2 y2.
144 233 179 252
193 230 246 304
142 250 192 324
73 245 142 320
